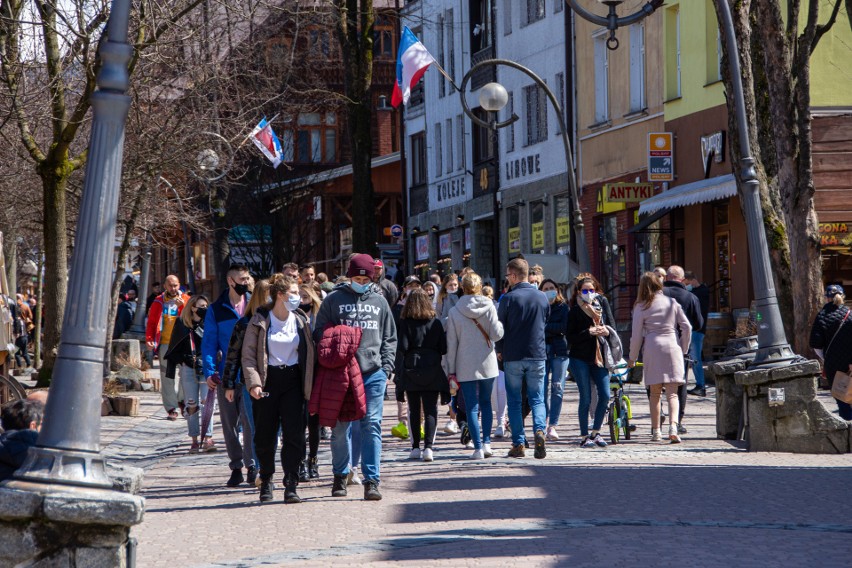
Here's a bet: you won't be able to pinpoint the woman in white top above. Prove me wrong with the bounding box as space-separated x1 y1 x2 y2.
243 273 316 504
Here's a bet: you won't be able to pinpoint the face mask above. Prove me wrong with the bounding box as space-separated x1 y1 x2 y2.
531 282 539 289
232 282 249 296
299 302 312 312
580 291 597 304
351 281 371 294
195 307 208 320
286 294 301 311
685 284 694 292
544 290 557 302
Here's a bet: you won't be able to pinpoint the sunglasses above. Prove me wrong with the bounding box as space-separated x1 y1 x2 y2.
580 289 596 295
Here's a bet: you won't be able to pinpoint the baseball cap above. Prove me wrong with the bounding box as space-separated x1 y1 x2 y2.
826 284 845 297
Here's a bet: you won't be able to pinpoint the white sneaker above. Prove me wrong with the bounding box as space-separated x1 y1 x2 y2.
443 419 459 434
470 449 484 459
464 440 475 449
651 429 662 442
347 470 362 486
483 443 493 458
494 425 505 438
545 426 559 441
422 448 434 462
409 447 421 460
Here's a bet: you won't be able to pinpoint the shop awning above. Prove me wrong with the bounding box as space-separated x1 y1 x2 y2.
638 174 738 215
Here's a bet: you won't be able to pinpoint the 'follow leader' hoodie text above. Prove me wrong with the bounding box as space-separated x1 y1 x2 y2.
314 283 398 376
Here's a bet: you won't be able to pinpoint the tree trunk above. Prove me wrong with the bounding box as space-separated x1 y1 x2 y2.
1 225 17 295
350 100 376 254
37 171 68 386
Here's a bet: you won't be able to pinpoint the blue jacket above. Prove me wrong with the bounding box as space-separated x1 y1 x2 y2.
201 290 250 379
0 429 38 482
497 282 550 362
544 301 570 357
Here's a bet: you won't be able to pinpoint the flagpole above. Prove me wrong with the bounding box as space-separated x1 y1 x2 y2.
237 113 282 150
432 61 460 92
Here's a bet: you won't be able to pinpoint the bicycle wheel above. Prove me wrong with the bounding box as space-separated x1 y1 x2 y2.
608 403 619 444
620 396 631 440
0 374 27 406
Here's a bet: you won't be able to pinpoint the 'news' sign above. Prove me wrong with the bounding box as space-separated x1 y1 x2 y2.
648 133 674 182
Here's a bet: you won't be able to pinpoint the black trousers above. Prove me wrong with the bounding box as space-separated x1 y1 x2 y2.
305 411 320 459
407 391 439 449
253 365 305 481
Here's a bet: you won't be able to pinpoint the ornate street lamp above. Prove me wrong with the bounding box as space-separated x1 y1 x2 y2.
567 1 665 50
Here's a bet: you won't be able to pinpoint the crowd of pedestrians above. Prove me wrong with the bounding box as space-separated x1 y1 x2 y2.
133 252 851 505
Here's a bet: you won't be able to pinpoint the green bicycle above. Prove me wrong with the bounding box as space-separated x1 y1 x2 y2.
607 363 635 444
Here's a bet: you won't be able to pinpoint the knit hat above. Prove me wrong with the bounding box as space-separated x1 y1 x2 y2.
320 281 334 293
826 284 845 297
347 254 376 278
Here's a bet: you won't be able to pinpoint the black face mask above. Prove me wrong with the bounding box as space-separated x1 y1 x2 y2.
299 302 312 313
195 307 208 320
232 283 249 296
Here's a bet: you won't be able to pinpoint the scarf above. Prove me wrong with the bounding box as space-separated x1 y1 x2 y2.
580 299 605 368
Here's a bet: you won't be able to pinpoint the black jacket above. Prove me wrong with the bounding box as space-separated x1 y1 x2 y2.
395 317 449 394
0 429 38 482
567 302 606 364
691 284 710 334
810 302 850 352
163 319 204 380
496 282 550 362
812 303 852 387
222 316 249 390
544 301 570 357
663 281 704 334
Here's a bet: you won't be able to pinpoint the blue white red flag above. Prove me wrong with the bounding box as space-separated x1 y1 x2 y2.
392 26 435 107
250 117 284 168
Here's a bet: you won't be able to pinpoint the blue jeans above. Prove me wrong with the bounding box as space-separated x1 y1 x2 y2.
544 349 569 427
331 369 386 482
503 360 547 446
570 358 610 436
179 364 213 438
459 378 496 450
690 331 706 388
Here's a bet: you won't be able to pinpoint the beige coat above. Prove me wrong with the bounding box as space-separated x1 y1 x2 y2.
629 292 692 385
241 308 316 400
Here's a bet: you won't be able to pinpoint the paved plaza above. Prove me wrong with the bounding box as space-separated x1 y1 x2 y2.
106 370 852 567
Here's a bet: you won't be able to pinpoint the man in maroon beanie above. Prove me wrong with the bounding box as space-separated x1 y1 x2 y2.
313 253 397 501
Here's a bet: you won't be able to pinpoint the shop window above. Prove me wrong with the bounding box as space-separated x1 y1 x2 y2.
531 202 545 252
598 215 619 294
554 194 571 254
507 206 521 254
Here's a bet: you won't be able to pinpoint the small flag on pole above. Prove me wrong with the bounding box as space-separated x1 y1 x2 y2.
392 26 436 107
250 117 284 168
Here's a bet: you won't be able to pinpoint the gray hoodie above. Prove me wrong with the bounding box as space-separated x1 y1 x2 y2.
445 294 504 382
313 282 397 376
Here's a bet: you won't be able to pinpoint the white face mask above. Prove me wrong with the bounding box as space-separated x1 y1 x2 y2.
580 291 597 304
286 294 301 311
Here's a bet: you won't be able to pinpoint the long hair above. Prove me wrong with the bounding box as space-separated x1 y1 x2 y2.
180 294 209 328
246 279 271 317
437 273 458 305
570 276 596 306
300 283 321 316
636 271 663 309
401 288 436 320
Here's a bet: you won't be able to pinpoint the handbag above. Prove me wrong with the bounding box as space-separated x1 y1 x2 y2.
831 370 852 403
469 317 493 349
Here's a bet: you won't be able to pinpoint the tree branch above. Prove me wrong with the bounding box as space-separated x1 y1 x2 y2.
35 1 68 143
811 0 843 53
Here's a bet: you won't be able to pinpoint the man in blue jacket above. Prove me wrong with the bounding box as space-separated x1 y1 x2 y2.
202 264 255 488
497 258 550 459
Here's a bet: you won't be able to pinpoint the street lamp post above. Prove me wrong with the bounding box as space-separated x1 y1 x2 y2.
458 62 591 273
9 0 134 489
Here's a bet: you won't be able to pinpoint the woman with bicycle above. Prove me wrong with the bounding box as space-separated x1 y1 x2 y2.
628 272 692 443
541 279 569 440
567 275 614 448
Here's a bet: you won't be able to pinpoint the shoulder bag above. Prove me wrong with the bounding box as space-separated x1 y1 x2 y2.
469 317 493 349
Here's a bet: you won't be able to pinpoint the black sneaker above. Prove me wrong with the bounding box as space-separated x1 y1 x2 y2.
534 429 547 459
246 466 258 486
226 468 244 487
259 479 274 502
687 387 706 397
332 474 347 497
363 480 382 501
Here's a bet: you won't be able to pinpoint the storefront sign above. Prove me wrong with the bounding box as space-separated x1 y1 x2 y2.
439 233 452 256
433 175 467 208
532 222 544 250
818 222 852 247
604 183 654 203
648 133 674 182
508 227 521 253
415 234 429 260
701 131 725 165
556 217 570 244
504 153 542 181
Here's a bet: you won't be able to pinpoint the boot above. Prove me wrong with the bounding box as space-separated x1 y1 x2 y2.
332 474 347 497
259 479 274 502
308 456 319 479
284 474 301 504
298 460 309 482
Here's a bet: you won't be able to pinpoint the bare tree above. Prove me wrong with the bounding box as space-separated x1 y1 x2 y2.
713 0 850 354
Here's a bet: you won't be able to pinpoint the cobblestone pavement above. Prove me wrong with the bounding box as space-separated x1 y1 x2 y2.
104 370 852 567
